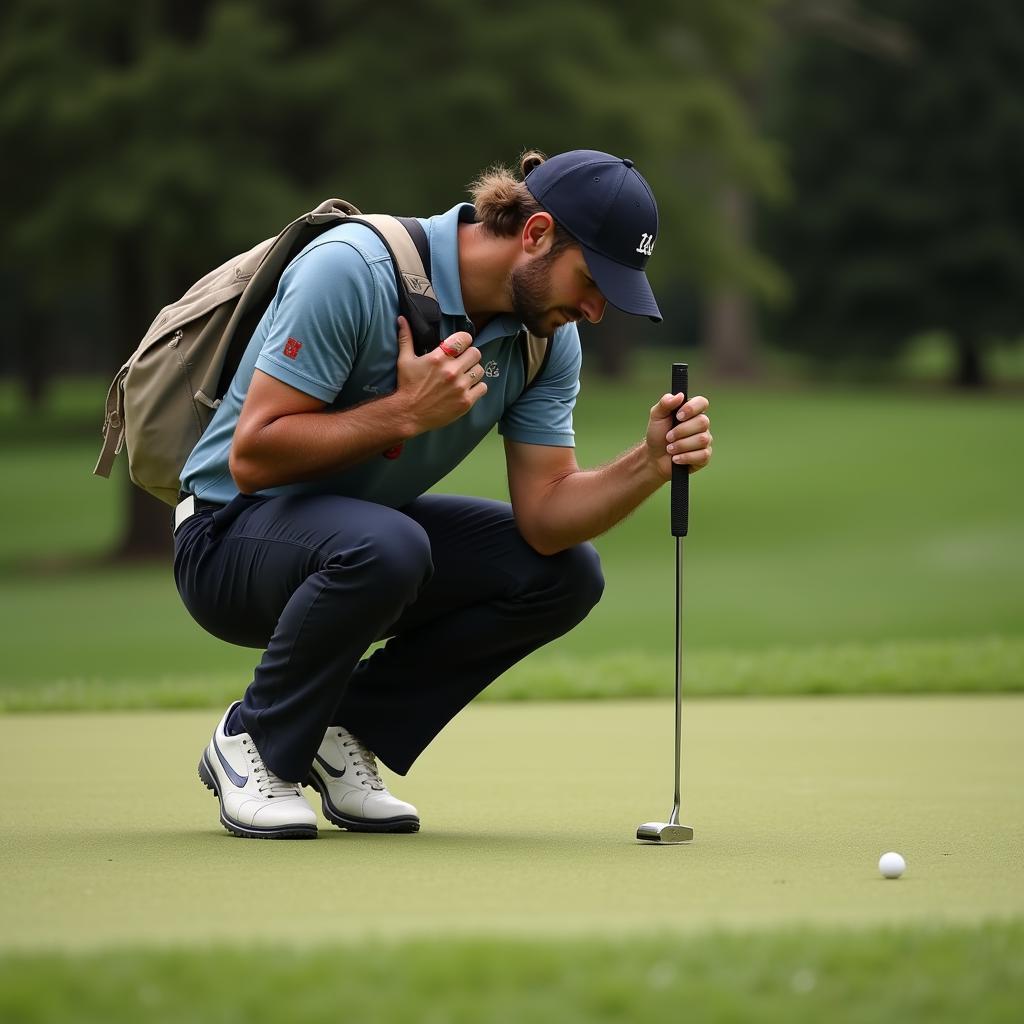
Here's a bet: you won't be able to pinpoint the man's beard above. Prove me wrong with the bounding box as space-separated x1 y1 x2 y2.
509 250 579 339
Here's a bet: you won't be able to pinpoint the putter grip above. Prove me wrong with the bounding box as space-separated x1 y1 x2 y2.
671 363 689 538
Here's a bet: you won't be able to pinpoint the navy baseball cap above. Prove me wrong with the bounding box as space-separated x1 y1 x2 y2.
525 149 662 322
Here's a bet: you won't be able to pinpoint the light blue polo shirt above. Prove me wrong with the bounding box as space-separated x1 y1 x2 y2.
181 204 582 507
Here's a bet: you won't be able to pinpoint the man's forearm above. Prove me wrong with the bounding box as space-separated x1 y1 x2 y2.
230 393 414 493
526 443 664 554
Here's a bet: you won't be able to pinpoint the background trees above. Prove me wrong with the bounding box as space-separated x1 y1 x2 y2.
1 0 780 391
768 0 1024 386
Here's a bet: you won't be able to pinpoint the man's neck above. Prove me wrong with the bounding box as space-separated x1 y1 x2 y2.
457 221 519 333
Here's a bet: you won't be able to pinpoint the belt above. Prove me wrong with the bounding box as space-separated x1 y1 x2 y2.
173 493 222 533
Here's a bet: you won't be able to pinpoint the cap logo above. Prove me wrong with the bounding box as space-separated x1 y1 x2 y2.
636 233 656 257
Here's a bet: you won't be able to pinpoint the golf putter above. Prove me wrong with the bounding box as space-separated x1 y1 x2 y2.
636 362 695 845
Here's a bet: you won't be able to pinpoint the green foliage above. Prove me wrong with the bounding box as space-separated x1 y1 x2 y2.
0 0 782 320
768 0 1024 380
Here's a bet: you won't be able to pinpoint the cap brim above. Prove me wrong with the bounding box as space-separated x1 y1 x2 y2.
581 246 662 323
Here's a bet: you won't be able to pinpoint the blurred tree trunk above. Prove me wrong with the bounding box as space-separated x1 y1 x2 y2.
110 234 172 562
954 336 985 389
705 186 761 380
118 486 173 561
19 304 50 411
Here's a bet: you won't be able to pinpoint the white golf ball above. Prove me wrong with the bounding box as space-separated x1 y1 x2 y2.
879 851 906 879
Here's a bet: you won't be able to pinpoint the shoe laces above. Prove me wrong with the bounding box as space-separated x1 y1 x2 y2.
243 739 300 799
340 732 385 791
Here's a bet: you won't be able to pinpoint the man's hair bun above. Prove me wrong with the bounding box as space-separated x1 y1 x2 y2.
519 150 547 179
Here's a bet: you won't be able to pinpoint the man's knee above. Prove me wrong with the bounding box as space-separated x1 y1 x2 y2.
557 541 605 621
521 541 603 629
321 511 434 604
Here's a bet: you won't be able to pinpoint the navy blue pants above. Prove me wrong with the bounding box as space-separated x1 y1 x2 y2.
173 492 604 781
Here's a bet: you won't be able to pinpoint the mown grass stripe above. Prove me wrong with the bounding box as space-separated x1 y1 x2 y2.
1 921 1021 1024
2 635 1020 712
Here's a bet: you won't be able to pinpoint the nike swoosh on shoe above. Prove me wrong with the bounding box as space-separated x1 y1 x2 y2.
314 754 347 779
214 735 248 787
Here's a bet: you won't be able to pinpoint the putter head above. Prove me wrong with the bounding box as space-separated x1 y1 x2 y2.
636 821 694 844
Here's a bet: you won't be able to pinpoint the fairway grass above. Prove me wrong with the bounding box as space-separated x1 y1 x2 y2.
3 368 1023 704
3 698 1021 951
1 923 1022 1024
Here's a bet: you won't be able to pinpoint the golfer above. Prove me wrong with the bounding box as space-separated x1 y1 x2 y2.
174 149 714 838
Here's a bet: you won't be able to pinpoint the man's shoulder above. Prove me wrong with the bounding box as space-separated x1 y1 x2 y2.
281 222 399 303
298 220 397 267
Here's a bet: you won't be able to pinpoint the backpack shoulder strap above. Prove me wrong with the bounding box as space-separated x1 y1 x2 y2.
348 214 441 355
521 331 552 391
395 216 432 280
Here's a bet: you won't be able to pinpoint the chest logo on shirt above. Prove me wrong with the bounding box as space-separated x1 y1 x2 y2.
484 360 500 378
283 337 302 359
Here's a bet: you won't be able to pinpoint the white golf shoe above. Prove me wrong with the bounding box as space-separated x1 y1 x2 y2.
306 726 420 833
198 703 318 839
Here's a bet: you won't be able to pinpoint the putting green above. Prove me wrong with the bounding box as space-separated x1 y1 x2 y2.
1 697 1021 950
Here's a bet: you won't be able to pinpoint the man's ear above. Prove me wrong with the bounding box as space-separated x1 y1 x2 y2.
522 213 556 256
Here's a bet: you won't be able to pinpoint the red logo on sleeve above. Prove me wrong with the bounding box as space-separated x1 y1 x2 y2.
283 337 302 359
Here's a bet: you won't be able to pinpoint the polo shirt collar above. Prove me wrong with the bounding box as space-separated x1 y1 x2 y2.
428 203 524 343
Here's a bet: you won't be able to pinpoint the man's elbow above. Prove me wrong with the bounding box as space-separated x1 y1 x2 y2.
530 540 567 557
228 444 263 495
516 519 566 558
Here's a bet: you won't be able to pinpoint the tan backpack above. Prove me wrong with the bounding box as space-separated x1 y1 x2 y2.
94 199 550 506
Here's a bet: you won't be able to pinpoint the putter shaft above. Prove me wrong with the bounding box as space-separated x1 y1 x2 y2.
635 527 693 843
670 534 683 826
